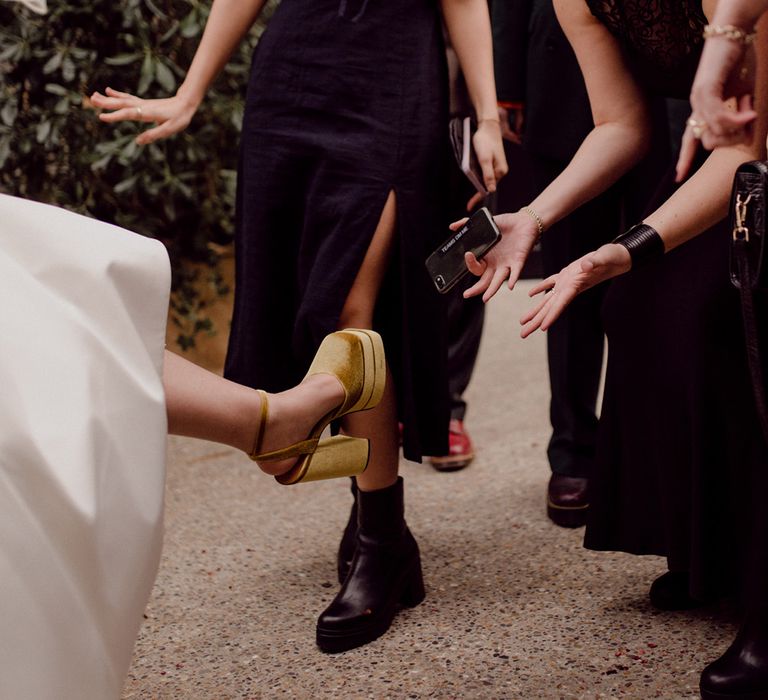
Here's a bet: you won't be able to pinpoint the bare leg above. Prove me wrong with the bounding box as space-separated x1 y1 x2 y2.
337 191 399 492
163 350 344 476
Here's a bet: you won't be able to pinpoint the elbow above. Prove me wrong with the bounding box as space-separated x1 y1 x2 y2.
624 115 652 166
593 116 652 169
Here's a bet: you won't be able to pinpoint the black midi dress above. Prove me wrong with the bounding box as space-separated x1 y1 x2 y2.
582 0 768 602
224 0 451 460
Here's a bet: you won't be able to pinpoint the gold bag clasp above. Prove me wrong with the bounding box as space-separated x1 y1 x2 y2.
733 192 753 242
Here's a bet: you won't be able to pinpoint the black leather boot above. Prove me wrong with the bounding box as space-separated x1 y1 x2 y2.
317 477 425 653
700 614 768 699
336 478 358 584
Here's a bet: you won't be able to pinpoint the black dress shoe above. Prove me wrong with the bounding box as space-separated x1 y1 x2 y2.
547 474 588 528
317 477 425 653
700 617 768 699
649 570 706 611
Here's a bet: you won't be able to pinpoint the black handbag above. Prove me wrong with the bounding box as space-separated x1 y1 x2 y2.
729 160 768 441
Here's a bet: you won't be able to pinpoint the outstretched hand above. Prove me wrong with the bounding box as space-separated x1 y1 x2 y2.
90 87 199 145
452 210 540 302
520 243 631 337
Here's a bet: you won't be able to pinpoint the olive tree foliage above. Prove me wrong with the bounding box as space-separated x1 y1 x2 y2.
0 0 278 348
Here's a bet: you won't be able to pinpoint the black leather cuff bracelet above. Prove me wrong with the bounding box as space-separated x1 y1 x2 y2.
612 223 665 268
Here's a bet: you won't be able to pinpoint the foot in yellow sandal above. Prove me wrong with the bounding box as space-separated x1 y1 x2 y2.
249 329 386 485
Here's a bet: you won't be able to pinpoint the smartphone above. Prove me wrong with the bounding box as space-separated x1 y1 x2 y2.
448 116 489 196
425 207 501 294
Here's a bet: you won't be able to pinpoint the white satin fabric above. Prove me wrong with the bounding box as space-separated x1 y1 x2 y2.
3 0 47 13
0 195 170 699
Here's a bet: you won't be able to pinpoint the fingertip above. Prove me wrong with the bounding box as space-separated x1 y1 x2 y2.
735 110 758 124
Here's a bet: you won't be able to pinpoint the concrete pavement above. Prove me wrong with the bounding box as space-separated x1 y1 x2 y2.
123 282 735 700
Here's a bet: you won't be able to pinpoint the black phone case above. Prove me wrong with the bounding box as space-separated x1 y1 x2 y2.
425 207 501 294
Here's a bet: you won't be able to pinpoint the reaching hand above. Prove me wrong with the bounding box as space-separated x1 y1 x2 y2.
520 243 631 337
676 35 757 180
464 119 509 212
90 87 200 145
452 210 539 302
472 120 509 194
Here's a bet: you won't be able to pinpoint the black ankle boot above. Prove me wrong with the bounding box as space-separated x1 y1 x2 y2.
700 615 768 699
337 479 358 583
317 477 425 653
649 570 706 611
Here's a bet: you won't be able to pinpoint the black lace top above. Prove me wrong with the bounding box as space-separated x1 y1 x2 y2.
586 0 707 98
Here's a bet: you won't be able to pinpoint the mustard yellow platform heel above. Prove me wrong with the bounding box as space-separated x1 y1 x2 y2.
249 329 386 485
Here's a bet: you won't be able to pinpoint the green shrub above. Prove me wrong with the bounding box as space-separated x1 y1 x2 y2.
0 0 277 349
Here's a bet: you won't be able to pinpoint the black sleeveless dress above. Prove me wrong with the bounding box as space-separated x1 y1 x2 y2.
223 0 450 460
583 0 768 602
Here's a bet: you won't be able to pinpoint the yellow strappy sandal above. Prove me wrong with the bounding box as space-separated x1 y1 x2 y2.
248 329 386 485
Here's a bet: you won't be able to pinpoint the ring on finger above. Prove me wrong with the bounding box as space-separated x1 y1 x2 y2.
686 117 708 139
135 106 143 119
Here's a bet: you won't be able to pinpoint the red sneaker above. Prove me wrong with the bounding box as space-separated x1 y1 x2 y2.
429 419 475 472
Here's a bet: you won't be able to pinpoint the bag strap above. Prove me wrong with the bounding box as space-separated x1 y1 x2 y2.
734 231 768 444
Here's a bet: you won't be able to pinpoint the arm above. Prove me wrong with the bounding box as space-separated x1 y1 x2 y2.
521 6 768 337
462 0 651 301
527 0 651 225
441 0 508 192
90 0 266 144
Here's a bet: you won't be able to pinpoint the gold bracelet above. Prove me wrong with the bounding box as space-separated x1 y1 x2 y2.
477 118 501 126
520 206 544 236
703 23 757 45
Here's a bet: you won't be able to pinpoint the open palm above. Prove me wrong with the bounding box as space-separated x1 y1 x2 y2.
520 243 631 337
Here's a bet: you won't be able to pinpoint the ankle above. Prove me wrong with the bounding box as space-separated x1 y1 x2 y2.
300 372 345 410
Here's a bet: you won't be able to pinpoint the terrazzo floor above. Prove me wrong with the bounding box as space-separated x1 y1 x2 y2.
123 282 737 700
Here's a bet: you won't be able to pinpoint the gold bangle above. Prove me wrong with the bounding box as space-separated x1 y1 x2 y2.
477 118 501 126
520 206 544 236
703 23 757 45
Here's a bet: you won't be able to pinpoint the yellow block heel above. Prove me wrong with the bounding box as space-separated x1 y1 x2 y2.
276 435 370 485
249 329 386 485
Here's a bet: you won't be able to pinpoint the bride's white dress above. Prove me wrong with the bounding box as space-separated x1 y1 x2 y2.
0 194 170 699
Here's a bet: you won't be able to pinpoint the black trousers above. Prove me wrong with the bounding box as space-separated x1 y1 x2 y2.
445 287 484 421
440 156 489 423
534 158 622 478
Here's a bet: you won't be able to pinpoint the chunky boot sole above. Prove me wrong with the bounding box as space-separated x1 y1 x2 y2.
316 564 425 654
701 688 768 699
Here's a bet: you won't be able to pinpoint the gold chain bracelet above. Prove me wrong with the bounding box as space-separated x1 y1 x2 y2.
520 206 544 236
703 23 757 45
